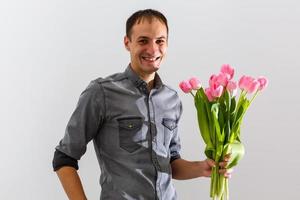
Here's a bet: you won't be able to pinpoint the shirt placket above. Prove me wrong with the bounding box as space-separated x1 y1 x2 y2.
140 83 162 200
149 90 163 200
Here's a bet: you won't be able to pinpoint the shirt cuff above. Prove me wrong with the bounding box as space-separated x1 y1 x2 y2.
52 149 79 171
170 154 181 163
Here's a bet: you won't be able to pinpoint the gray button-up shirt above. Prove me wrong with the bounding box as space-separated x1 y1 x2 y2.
55 65 183 200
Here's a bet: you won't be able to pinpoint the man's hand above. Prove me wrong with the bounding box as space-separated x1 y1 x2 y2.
202 154 233 178
171 154 233 180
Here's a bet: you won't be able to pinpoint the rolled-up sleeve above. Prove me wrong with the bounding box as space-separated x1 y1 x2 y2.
52 149 79 171
169 100 183 163
53 80 105 170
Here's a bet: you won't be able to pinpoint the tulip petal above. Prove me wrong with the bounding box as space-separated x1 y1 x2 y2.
189 77 201 90
179 80 192 93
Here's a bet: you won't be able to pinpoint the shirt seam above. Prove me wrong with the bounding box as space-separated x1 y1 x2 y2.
98 82 107 121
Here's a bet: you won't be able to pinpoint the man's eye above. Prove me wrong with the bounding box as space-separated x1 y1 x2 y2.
156 40 165 45
139 40 147 44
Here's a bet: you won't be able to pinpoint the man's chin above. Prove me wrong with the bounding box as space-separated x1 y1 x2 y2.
140 63 160 73
139 58 163 71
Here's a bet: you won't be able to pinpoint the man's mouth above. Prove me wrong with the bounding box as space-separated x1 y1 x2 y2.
141 56 161 62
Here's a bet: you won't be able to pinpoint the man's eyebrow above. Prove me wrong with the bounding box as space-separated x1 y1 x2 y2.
157 36 167 39
137 36 149 40
137 36 167 40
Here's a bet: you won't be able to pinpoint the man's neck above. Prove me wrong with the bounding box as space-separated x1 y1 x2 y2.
139 72 155 91
130 65 156 91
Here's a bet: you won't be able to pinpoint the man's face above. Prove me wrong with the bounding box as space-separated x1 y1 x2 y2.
124 18 168 75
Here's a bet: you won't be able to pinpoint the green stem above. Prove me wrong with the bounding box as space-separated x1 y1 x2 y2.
226 178 229 200
190 91 195 97
210 169 214 197
249 90 260 104
236 90 246 109
212 167 218 199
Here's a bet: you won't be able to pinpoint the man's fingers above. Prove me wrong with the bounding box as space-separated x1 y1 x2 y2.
223 153 231 161
219 168 233 178
218 154 231 168
219 168 233 174
219 161 228 168
223 153 231 162
206 159 216 168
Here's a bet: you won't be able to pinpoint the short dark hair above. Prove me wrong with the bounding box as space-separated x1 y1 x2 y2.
126 9 169 40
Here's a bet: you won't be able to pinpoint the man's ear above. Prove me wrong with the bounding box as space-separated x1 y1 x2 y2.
124 36 130 51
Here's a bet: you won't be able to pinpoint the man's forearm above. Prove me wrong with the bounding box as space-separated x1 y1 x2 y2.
171 158 205 180
56 166 87 200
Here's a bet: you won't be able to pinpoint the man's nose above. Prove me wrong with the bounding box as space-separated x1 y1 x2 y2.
146 42 159 54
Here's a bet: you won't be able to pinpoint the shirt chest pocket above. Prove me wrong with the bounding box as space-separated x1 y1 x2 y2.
118 117 143 153
162 118 177 149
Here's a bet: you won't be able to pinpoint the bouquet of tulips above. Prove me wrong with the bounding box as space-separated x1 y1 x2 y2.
179 64 268 200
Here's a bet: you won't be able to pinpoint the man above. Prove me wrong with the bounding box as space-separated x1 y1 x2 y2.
53 9 232 200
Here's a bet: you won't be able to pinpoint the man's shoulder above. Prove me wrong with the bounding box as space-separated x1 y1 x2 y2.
162 84 180 96
82 71 126 95
92 72 126 85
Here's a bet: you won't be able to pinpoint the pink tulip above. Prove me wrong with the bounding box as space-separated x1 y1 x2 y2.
227 80 238 97
189 77 201 90
216 73 228 86
246 79 260 94
257 76 268 91
220 64 235 80
205 87 214 102
211 83 224 98
209 74 217 88
238 75 254 90
179 80 193 93
209 73 228 87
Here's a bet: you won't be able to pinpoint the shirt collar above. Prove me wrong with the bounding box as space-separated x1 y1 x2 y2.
124 64 163 89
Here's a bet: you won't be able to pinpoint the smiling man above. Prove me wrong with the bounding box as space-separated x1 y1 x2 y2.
53 9 232 200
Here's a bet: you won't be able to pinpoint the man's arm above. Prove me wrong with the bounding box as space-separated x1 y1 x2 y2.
171 158 212 180
171 156 232 180
52 81 105 199
53 150 87 200
56 166 87 200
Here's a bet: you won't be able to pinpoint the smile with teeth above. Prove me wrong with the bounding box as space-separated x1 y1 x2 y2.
141 56 161 62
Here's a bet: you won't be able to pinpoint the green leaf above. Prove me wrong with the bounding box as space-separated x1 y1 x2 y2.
224 119 230 144
211 104 222 143
218 103 225 132
235 104 245 125
230 113 235 129
230 97 236 114
198 89 215 145
195 89 213 148
232 98 250 132
223 141 245 169
205 145 215 159
224 90 231 110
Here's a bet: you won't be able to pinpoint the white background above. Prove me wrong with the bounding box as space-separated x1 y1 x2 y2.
1 0 299 199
